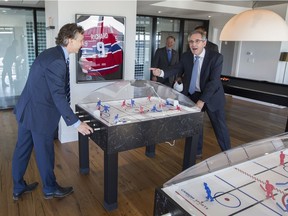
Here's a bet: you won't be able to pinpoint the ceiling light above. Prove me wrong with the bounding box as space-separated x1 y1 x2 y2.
220 9 288 41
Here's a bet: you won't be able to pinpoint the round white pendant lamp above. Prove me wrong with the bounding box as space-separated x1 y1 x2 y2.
220 9 288 41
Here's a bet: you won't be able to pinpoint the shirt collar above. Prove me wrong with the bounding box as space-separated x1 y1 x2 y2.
197 48 206 59
61 46 69 62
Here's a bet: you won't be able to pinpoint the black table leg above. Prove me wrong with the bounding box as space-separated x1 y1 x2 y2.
79 133 90 174
285 117 288 132
104 152 118 211
182 135 199 170
145 144 156 157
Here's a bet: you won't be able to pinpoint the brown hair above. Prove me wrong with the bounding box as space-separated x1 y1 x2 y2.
166 35 176 41
55 23 84 46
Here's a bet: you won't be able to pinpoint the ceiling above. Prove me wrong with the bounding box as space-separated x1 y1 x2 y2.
137 1 288 20
0 0 287 20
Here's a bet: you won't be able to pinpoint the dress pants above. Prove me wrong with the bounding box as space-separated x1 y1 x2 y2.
12 123 57 194
189 92 230 154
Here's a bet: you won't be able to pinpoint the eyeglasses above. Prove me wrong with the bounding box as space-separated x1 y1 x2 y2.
188 39 205 45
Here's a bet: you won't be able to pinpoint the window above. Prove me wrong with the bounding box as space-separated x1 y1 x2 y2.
0 7 45 109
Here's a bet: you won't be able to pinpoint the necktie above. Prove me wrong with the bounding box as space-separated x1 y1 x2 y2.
167 49 172 63
189 56 200 94
66 58 71 104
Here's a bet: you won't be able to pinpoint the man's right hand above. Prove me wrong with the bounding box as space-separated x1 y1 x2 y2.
150 68 161 77
152 76 157 81
77 122 93 136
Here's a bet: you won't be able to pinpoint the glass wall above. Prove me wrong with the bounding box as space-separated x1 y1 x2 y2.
0 7 45 109
155 17 180 52
135 16 153 80
135 15 207 81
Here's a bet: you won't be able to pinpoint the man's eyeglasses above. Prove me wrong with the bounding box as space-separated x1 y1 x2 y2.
188 39 205 45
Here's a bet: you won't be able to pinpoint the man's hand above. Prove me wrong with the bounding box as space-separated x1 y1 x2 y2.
195 100 205 110
152 76 157 81
150 68 161 77
77 122 93 136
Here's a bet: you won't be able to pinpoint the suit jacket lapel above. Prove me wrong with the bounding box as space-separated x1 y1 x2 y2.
200 50 210 84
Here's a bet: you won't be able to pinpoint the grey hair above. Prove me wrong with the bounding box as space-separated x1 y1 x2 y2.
187 30 207 41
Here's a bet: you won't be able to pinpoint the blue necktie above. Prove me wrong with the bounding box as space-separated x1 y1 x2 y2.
66 58 70 104
189 56 200 94
167 49 172 63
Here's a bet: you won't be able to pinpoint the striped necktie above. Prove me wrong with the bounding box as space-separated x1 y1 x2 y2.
66 58 70 104
189 56 200 94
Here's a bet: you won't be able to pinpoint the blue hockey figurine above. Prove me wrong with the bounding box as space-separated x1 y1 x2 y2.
204 182 214 201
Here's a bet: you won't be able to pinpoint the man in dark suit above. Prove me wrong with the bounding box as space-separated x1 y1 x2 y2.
12 23 93 200
194 26 219 52
151 30 230 159
151 35 179 86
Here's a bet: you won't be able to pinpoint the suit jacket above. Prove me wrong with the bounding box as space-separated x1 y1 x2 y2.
164 49 225 112
152 47 179 85
14 46 78 135
206 40 219 52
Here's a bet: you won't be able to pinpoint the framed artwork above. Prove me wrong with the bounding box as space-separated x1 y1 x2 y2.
75 14 125 83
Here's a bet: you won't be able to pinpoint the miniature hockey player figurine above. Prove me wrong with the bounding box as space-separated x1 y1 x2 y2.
130 99 135 107
151 105 157 112
280 151 285 166
96 100 102 109
139 105 144 114
114 114 119 124
204 182 214 201
103 105 110 113
151 104 162 112
121 100 126 108
261 180 275 200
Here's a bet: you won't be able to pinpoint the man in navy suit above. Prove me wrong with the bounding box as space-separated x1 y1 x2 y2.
151 30 230 159
151 35 179 86
12 23 93 200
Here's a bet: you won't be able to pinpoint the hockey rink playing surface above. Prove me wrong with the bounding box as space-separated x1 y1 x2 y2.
78 97 199 126
162 149 288 216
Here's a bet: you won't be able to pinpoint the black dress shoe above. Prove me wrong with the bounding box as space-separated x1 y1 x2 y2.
44 184 74 199
13 181 39 201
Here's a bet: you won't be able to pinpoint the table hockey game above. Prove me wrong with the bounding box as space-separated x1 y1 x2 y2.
75 80 203 211
154 133 288 216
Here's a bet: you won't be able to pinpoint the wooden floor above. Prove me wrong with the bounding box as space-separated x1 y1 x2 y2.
0 95 287 216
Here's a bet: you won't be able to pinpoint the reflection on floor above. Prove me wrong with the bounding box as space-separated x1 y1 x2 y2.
0 77 23 109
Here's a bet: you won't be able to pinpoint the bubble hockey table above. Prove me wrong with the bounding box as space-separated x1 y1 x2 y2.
75 80 203 211
154 133 288 216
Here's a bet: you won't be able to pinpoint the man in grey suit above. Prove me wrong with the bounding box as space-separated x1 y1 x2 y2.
151 30 230 159
151 35 179 86
12 23 93 200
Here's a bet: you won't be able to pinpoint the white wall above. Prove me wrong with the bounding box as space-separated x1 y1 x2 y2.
210 3 288 84
238 42 281 82
208 13 233 49
278 4 288 83
45 0 136 143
